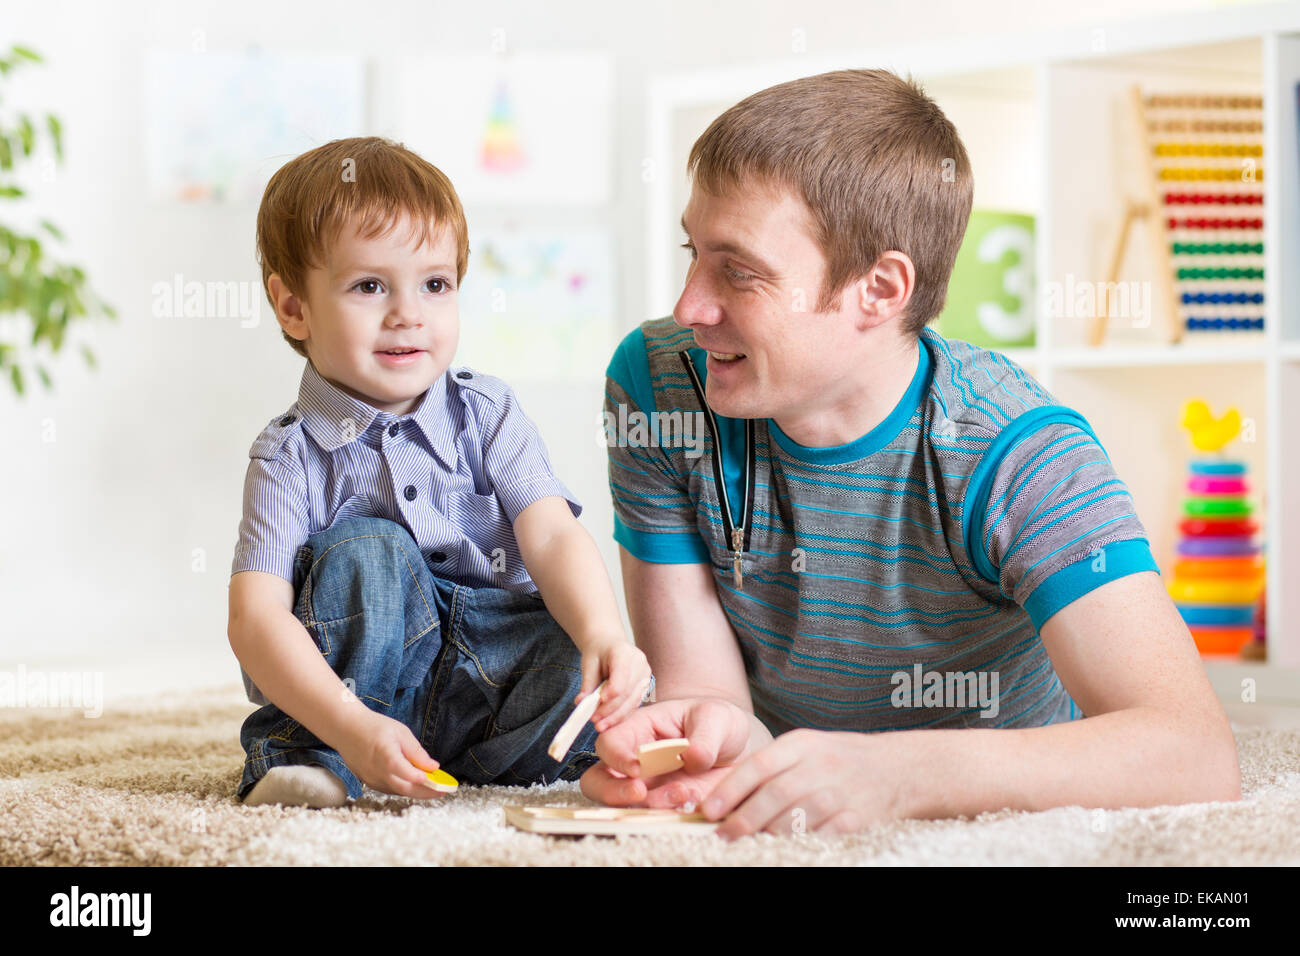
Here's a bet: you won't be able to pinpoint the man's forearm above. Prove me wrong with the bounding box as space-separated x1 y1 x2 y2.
887 705 1241 819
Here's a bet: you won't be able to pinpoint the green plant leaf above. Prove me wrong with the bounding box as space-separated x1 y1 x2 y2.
46 114 62 162
0 56 112 398
17 115 33 156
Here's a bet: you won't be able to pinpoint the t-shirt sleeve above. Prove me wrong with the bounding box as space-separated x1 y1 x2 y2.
604 330 710 564
479 386 582 523
976 418 1159 628
230 455 310 582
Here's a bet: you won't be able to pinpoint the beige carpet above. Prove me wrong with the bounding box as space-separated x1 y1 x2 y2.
2 684 1299 866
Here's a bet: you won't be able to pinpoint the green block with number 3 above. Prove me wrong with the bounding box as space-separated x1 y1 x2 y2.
935 209 1035 349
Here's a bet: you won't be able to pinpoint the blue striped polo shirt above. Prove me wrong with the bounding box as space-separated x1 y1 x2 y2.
231 359 580 705
604 317 1159 735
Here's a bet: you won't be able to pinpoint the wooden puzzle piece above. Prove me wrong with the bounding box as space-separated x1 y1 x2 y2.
547 680 606 761
503 804 718 836
636 737 689 777
419 767 459 793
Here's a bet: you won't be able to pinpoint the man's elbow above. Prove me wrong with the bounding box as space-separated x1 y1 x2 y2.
1186 709 1242 803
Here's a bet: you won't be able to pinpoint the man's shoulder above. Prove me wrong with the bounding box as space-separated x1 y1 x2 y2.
247 402 306 463
919 326 1065 439
607 317 701 414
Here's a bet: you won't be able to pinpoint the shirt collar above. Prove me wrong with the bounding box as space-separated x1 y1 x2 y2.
297 360 459 469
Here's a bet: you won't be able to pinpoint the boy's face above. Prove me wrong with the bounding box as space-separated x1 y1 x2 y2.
673 179 867 425
284 214 460 417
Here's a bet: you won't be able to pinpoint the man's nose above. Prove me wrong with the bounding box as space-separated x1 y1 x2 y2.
673 263 722 329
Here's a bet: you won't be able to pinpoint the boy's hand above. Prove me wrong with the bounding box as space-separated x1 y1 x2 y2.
332 709 449 800
578 640 652 733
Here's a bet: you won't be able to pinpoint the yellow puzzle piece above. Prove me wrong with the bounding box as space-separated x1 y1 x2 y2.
420 767 459 793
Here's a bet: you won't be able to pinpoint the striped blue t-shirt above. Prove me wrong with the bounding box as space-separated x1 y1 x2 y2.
231 359 580 704
604 317 1159 735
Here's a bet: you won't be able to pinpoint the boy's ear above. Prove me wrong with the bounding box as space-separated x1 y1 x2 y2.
268 273 310 346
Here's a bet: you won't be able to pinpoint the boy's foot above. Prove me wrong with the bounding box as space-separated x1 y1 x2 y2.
242 765 349 808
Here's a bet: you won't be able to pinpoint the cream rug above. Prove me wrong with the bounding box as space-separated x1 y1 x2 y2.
2 685 1298 866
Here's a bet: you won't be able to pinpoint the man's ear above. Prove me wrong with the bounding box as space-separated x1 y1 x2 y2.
854 251 915 330
269 273 311 346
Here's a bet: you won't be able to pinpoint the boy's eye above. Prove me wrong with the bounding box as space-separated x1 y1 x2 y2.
351 278 453 294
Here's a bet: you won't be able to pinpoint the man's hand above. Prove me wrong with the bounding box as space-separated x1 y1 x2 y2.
700 728 904 838
580 697 754 808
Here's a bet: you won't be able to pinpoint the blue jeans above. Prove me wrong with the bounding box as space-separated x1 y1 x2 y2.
237 516 600 801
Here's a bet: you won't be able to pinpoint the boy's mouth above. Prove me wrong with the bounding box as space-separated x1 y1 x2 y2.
376 348 426 367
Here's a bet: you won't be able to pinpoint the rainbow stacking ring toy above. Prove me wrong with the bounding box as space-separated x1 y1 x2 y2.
1168 450 1265 655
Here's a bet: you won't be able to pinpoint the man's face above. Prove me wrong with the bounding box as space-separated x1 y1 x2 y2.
293 214 460 416
673 179 854 423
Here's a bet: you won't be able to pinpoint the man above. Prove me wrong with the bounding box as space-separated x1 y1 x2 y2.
581 68 1240 838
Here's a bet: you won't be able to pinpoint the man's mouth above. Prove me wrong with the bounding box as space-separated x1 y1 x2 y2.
708 351 745 363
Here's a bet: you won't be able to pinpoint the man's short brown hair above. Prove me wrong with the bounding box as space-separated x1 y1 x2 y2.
256 136 469 360
687 68 973 335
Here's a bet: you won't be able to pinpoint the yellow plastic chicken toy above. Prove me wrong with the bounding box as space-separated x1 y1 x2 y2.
1181 399 1241 453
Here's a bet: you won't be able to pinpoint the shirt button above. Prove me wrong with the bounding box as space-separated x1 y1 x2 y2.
404 484 417 501
388 422 399 437
430 551 447 562
278 414 296 426
456 370 472 379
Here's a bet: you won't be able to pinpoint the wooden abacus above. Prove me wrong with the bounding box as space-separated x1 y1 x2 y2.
1091 87 1265 346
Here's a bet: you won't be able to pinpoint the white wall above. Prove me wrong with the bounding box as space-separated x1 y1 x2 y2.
0 0 1244 699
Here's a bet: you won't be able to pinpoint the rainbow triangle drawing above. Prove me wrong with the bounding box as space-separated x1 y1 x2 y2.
481 81 526 173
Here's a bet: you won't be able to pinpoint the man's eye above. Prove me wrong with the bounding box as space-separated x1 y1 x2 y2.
724 264 753 282
680 241 697 260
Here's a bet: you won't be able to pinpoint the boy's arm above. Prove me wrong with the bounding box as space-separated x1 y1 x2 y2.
228 571 447 799
227 570 372 749
512 495 648 728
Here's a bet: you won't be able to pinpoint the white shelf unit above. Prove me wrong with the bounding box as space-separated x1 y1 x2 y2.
645 3 1300 685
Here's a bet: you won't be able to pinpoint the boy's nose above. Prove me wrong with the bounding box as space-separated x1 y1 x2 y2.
386 292 423 326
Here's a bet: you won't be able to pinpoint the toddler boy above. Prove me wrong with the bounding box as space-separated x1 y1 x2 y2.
228 136 649 808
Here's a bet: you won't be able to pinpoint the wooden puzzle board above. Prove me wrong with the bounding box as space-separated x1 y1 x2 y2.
503 804 719 836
